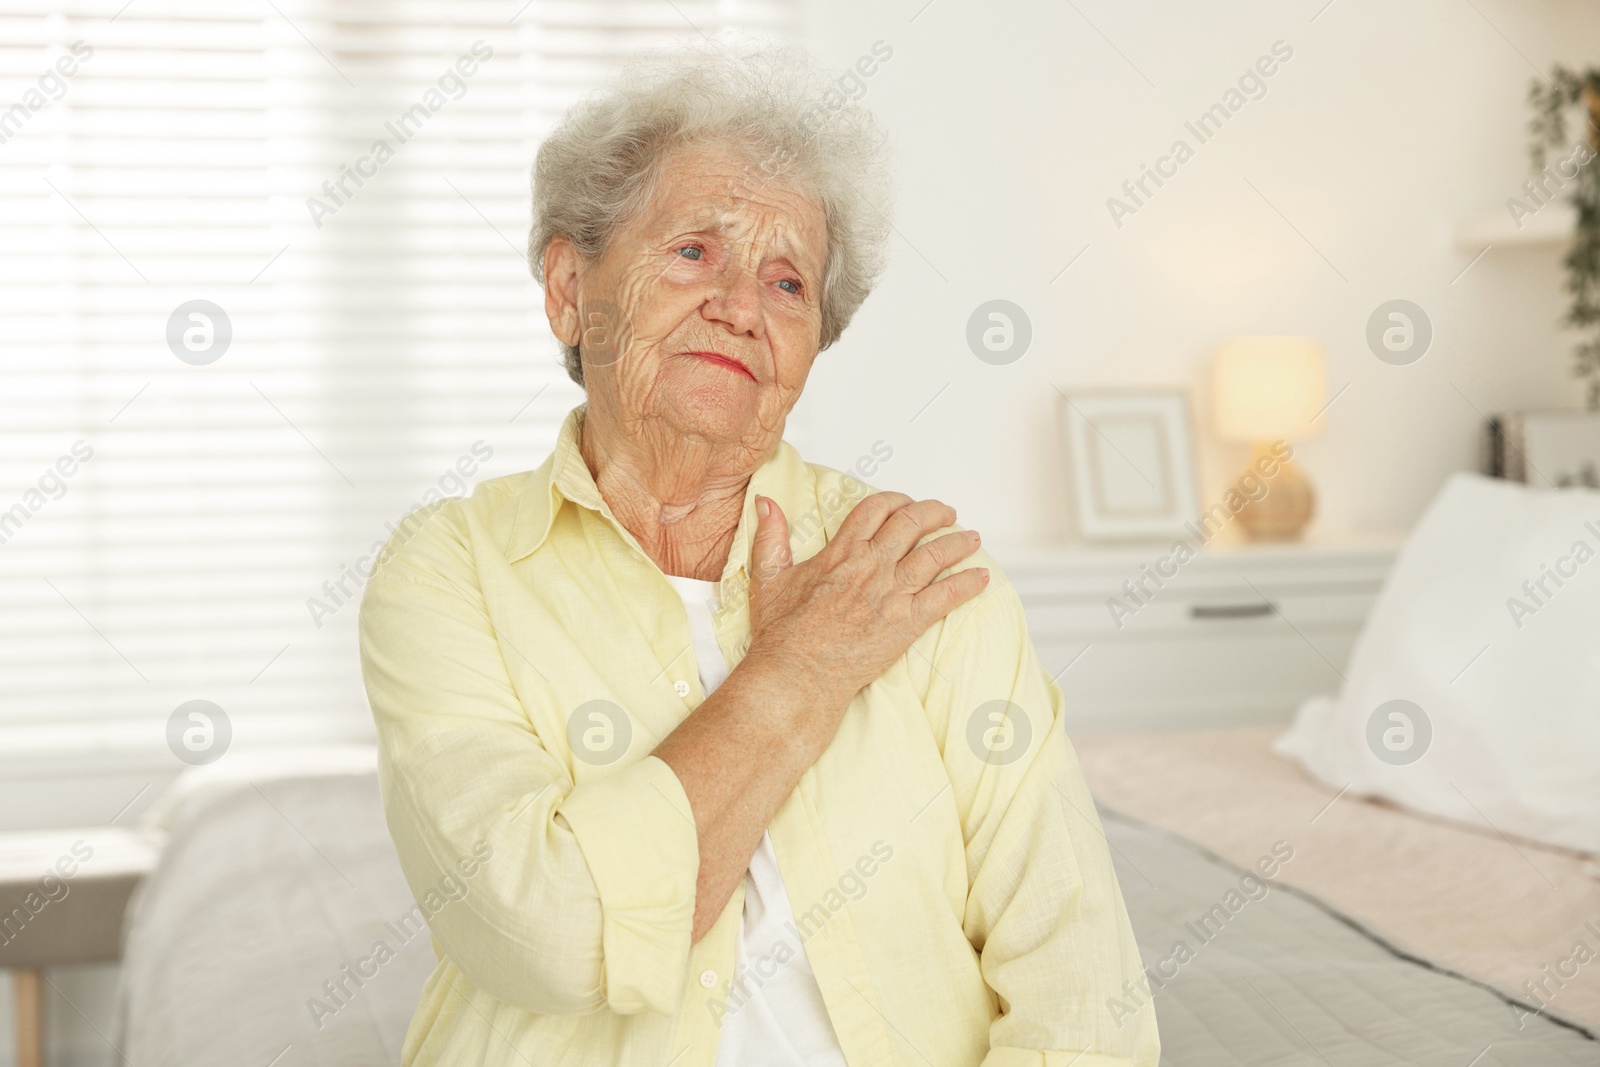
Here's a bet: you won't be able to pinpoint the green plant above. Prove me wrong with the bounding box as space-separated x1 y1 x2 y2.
1529 68 1600 409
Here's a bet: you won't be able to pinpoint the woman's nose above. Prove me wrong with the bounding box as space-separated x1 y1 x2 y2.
701 266 763 337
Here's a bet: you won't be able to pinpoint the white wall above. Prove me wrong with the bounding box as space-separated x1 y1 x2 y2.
790 0 1599 552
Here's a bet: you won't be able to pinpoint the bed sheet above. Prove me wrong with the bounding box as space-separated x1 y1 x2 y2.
1076 726 1600 1030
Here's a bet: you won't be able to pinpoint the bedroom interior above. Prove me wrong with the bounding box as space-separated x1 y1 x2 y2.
2 0 1598 1064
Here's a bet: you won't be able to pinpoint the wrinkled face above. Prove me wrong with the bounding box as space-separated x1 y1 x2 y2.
548 141 828 466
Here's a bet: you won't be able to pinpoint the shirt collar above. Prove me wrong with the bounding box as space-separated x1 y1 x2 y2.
507 401 811 589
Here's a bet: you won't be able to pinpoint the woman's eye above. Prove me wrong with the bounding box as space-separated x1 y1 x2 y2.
676 246 702 261
778 278 801 294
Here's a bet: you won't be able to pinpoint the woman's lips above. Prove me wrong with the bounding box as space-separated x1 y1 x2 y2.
685 351 756 381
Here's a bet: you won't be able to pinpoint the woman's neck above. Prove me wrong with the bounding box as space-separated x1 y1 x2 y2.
579 410 753 582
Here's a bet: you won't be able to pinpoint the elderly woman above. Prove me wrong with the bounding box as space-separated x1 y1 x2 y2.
359 42 1158 1067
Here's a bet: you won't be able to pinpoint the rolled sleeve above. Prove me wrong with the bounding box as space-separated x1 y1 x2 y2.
359 522 699 1017
557 753 698 1014
920 567 1160 1067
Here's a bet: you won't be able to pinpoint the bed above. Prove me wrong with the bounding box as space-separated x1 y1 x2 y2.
110 743 1598 1066
1103 805 1595 1064
1076 726 1600 1033
113 477 1600 1062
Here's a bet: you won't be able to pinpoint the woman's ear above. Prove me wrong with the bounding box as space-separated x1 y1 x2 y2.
543 237 583 348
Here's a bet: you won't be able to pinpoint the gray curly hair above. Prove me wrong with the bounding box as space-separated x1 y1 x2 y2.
527 36 894 388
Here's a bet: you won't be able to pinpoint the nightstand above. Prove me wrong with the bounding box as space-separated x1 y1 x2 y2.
1000 533 1403 733
0 828 161 1067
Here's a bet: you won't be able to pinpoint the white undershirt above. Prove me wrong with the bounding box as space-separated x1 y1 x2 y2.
663 574 848 1067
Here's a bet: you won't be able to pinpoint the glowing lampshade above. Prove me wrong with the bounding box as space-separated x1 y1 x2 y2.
1213 336 1327 443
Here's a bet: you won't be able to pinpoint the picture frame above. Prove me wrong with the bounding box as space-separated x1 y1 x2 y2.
1058 389 1201 541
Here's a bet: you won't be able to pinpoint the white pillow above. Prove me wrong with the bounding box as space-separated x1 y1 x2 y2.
1274 472 1600 854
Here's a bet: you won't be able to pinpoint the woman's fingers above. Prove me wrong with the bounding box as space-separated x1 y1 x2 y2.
895 528 982 590
868 498 958 560
910 566 989 626
833 491 915 544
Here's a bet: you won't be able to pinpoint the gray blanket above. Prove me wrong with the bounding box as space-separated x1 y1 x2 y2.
1101 809 1596 1065
114 773 1598 1065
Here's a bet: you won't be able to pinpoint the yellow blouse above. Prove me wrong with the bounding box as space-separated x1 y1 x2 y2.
358 402 1160 1067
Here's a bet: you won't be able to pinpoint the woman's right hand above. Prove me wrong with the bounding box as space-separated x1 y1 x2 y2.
743 491 988 714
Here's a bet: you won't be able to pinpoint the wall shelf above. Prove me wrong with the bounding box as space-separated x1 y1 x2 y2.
1455 203 1575 250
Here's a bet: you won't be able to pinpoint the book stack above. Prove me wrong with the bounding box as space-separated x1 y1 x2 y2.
1484 411 1600 487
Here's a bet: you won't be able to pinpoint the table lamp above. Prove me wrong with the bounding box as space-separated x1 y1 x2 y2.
1213 336 1326 540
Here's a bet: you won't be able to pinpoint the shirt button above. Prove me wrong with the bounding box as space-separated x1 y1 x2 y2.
674 680 691 697
699 969 717 988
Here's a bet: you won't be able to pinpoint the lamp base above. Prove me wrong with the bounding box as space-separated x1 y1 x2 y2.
1235 444 1314 540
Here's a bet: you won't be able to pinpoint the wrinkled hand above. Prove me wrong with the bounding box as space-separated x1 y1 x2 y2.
745 491 988 706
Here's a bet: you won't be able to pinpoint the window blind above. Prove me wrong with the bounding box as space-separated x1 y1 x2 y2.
0 0 798 758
